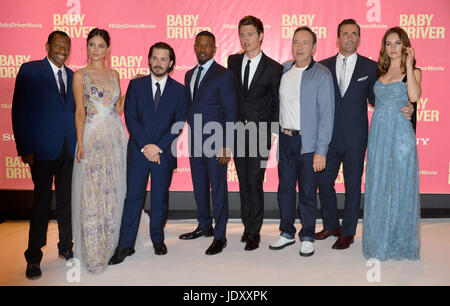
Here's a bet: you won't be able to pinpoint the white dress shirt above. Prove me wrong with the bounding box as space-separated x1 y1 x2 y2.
241 51 263 89
335 52 358 95
279 65 307 131
150 74 168 99
47 57 67 94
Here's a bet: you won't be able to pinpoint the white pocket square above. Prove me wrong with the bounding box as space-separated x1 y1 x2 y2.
357 76 368 81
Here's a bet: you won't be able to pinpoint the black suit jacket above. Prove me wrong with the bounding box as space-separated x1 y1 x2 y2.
228 52 283 155
228 52 283 125
320 54 377 150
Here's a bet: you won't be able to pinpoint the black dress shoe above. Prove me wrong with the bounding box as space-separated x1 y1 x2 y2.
244 234 260 251
179 227 214 240
108 247 135 265
205 239 227 255
26 263 41 280
58 249 73 260
153 242 167 255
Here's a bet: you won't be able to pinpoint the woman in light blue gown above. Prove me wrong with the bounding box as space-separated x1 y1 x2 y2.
363 27 422 261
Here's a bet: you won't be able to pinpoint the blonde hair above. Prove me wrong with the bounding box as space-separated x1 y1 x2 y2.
377 27 416 77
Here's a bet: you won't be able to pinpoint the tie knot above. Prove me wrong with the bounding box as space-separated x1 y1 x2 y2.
247 60 251 65
58 69 63 76
198 65 204 72
156 82 160 89
343 57 347 64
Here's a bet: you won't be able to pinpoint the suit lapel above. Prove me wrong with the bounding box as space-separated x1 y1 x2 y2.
42 58 63 103
344 53 360 98
156 76 172 112
65 66 73 102
248 52 267 95
145 75 155 114
194 61 215 102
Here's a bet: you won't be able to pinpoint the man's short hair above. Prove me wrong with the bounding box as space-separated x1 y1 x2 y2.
148 42 176 73
337 19 361 37
47 31 71 44
293 26 317 45
195 31 216 44
238 16 264 35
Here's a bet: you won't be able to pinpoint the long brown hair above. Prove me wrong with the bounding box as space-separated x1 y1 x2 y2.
377 27 416 77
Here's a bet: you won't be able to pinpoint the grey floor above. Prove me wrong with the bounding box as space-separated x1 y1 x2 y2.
1 217 449 286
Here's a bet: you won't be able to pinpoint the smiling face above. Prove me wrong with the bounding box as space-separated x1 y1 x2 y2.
337 24 360 57
46 34 71 68
292 30 316 68
87 35 109 63
149 48 173 79
239 24 263 56
194 35 216 65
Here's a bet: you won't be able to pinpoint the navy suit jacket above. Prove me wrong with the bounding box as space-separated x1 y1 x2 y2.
124 75 187 169
11 58 76 161
320 54 377 150
185 60 237 151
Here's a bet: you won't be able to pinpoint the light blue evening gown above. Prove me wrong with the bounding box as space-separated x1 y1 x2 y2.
363 78 420 261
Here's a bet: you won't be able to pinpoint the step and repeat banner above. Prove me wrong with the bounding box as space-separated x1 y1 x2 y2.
1 0 449 193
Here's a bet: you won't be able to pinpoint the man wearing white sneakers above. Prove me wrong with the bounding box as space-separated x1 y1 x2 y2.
269 27 334 256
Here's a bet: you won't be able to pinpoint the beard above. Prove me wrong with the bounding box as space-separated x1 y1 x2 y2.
150 65 169 77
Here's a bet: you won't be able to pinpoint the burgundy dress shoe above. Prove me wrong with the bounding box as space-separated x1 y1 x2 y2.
332 235 354 250
315 226 341 240
244 234 260 251
179 227 214 240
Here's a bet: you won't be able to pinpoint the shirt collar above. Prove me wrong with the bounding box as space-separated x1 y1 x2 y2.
197 58 214 72
337 52 358 63
46 57 65 74
151 74 168 87
243 51 263 64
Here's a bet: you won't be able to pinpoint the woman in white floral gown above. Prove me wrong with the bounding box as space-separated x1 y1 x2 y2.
71 28 127 273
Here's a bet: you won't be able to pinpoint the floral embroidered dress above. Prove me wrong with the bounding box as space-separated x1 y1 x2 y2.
72 68 127 273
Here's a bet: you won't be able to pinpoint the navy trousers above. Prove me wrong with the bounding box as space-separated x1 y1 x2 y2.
189 156 229 240
118 154 174 247
277 132 317 242
317 141 365 236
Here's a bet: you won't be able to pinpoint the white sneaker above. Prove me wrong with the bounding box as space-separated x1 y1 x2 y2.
300 241 314 257
269 236 295 250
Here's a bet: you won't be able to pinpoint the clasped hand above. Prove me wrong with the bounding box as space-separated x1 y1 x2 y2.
143 144 162 164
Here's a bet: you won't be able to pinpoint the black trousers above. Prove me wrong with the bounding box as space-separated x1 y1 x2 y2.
234 128 270 237
25 139 73 264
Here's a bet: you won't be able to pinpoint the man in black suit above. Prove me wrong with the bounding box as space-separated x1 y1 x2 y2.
11 31 76 279
316 19 413 249
227 16 283 251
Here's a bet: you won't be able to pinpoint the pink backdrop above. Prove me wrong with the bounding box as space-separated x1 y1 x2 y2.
1 0 449 194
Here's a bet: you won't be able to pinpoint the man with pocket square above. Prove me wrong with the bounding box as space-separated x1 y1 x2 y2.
316 19 413 250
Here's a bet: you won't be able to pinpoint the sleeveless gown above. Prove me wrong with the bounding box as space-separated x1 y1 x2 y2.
72 69 127 273
362 79 420 261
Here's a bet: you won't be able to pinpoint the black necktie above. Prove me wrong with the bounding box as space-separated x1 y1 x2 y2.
243 59 251 96
193 66 204 100
154 82 161 111
57 69 66 101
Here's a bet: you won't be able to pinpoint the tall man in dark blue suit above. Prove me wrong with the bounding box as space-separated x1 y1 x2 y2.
179 31 237 255
109 42 187 264
316 19 412 249
11 31 76 279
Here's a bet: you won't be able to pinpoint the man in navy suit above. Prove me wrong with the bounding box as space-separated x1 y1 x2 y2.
316 19 412 249
178 31 237 255
11 31 76 279
109 42 187 264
